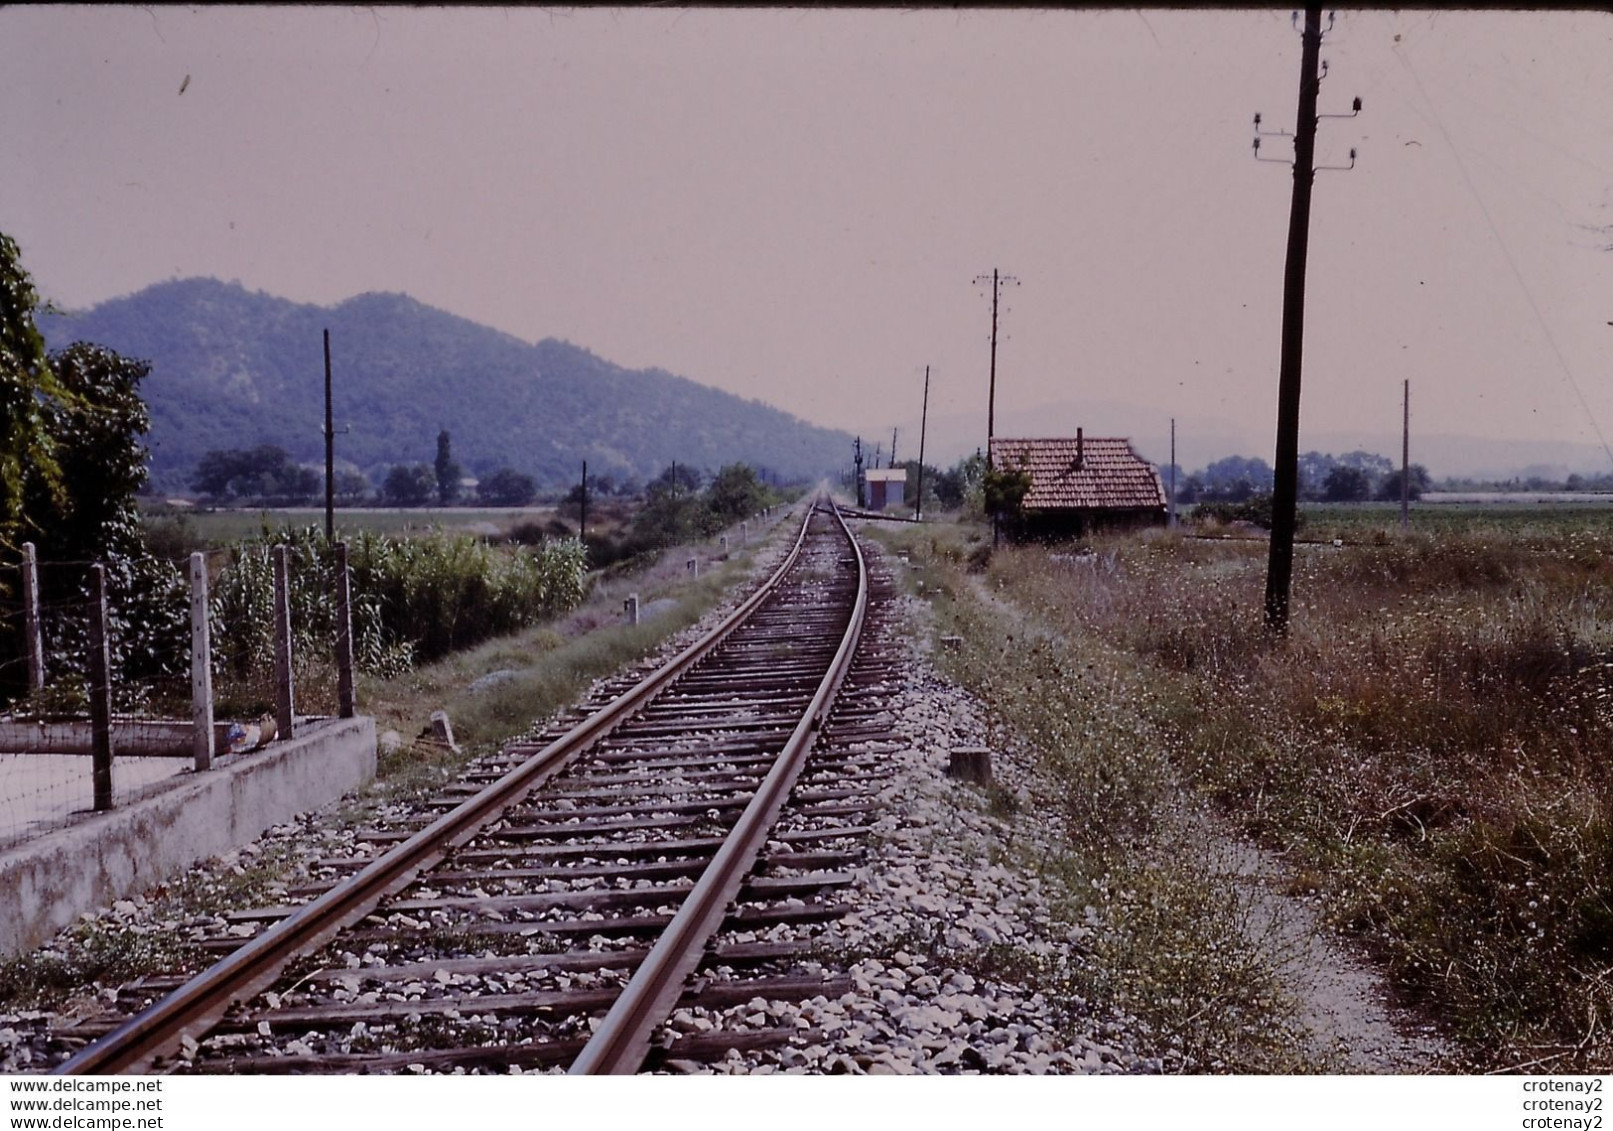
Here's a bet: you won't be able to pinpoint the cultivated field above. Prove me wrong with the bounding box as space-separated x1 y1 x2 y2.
877 503 1613 1072
142 505 563 548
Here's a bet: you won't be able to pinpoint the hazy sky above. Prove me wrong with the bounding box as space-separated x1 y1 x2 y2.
2 6 1611 470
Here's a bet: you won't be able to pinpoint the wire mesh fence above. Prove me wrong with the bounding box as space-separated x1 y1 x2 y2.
0 542 357 846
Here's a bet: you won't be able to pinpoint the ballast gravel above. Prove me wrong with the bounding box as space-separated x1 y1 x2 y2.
653 590 1157 1075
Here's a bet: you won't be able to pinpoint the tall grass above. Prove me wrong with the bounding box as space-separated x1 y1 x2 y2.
977 525 1613 1069
886 525 1309 1071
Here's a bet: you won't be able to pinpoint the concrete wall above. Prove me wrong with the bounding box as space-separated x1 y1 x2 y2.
0 716 375 956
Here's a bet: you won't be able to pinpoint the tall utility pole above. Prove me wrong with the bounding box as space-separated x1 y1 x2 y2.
1401 379 1410 531
1168 418 1178 530
1262 7 1323 633
915 366 930 521
580 460 588 540
323 329 335 542
975 268 1018 469
889 428 898 469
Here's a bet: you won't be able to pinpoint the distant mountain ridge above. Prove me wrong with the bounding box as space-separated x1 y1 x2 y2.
38 278 851 491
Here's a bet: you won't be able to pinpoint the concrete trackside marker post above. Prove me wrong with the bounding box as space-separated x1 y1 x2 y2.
190 553 215 771
88 564 114 811
947 746 993 785
273 545 296 741
625 594 640 625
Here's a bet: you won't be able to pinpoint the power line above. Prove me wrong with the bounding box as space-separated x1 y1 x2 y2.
1393 44 1613 471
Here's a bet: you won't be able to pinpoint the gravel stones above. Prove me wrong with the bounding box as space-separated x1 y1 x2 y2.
653 588 1156 1075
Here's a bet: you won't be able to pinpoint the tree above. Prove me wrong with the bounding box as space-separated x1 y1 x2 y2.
1322 465 1372 502
477 467 536 507
27 343 151 565
1199 455 1274 502
1 236 183 701
1296 451 1338 501
190 445 318 503
383 463 434 506
335 467 370 504
983 463 1033 517
0 231 69 554
435 429 461 506
1375 463 1432 502
934 453 985 510
707 463 767 522
630 464 710 548
1338 449 1395 478
648 463 703 499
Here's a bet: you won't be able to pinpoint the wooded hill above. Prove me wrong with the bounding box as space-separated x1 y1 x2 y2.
38 278 851 492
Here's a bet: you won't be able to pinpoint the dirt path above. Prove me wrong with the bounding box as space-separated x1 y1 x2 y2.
1216 837 1450 1071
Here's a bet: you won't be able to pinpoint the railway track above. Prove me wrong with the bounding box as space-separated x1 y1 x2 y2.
54 497 906 1075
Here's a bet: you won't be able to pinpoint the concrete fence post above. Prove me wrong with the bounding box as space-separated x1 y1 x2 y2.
719 535 728 554
88 564 114 811
741 522 749 544
190 553 214 771
335 541 356 719
272 545 296 741
686 557 698 578
20 542 43 693
624 594 639 625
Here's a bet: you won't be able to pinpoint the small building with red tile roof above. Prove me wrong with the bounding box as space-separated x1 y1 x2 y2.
989 431 1166 540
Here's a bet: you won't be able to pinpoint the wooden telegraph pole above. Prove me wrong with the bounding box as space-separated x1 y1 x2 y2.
1256 9 1360 632
324 329 335 543
975 269 1018 470
1264 7 1322 634
915 366 930 521
1169 418 1178 530
1401 379 1411 531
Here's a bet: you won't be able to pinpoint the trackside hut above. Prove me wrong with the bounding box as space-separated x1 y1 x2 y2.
989 433 1167 541
864 468 909 512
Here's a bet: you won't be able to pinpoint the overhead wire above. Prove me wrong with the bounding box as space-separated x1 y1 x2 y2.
1390 39 1613 471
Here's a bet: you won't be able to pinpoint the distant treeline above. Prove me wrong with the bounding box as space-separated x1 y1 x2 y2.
1161 450 1430 504
178 437 797 510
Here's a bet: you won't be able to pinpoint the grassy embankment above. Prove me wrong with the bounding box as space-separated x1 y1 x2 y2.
877 505 1613 1072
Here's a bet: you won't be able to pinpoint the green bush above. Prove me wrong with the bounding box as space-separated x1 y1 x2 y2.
1190 494 1291 531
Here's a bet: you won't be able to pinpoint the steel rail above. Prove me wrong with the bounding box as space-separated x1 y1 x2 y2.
569 498 868 1074
56 506 816 1075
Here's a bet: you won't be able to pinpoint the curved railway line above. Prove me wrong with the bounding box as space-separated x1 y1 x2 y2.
53 497 909 1075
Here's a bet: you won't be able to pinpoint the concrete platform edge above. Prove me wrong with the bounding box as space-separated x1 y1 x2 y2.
0 716 376 956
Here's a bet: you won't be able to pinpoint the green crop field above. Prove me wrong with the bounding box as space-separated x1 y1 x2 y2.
141 505 562 548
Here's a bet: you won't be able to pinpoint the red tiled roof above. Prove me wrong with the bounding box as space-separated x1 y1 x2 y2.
989 436 1166 512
